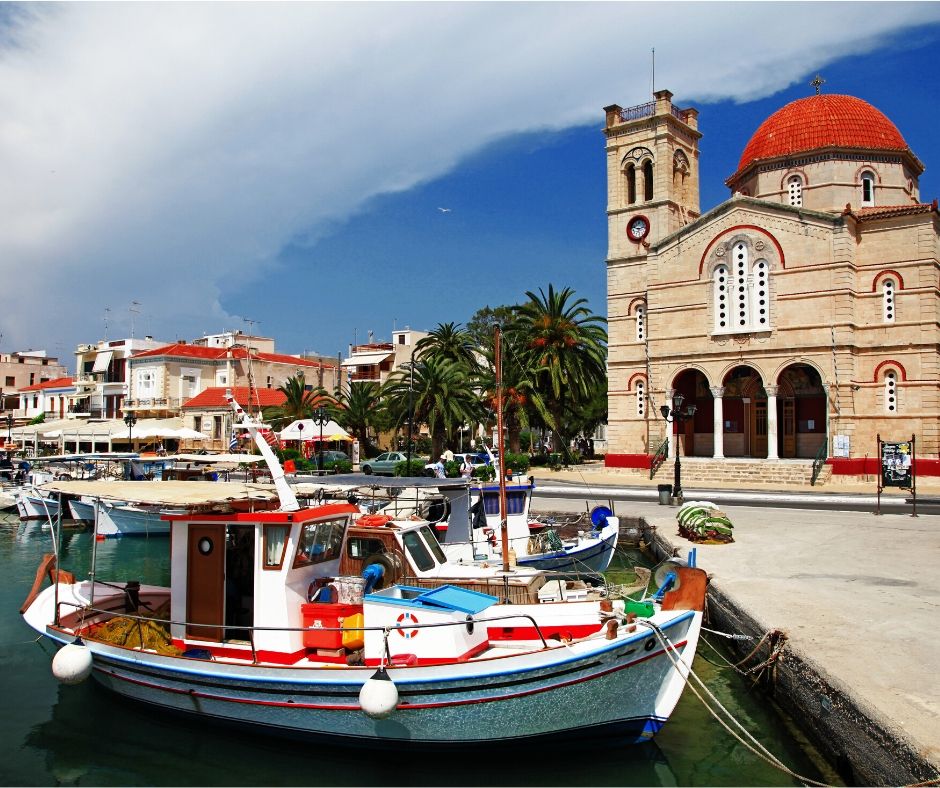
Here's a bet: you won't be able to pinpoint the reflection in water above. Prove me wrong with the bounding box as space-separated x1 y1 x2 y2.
1 520 829 786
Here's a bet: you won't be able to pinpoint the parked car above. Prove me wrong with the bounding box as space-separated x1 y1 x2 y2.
360 451 409 476
310 450 349 469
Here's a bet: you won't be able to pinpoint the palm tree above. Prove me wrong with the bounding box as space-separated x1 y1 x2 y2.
262 374 331 429
333 382 387 454
414 322 480 372
511 285 607 460
383 356 482 458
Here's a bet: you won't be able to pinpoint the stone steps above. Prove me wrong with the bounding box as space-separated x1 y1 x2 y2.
650 458 832 487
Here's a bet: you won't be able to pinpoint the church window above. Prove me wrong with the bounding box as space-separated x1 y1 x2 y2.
882 278 895 323
643 160 654 201
626 164 637 205
635 304 646 342
751 260 770 329
636 380 646 418
861 171 875 206
884 371 897 414
713 264 729 331
733 243 750 328
787 175 803 207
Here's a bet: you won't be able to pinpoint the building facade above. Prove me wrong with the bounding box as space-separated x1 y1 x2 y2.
604 89 939 476
73 337 166 419
0 350 69 412
341 329 429 386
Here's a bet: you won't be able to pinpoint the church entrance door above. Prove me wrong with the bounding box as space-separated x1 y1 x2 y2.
751 399 768 457
782 399 796 458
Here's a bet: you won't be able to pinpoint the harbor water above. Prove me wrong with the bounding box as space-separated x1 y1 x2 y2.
0 515 835 786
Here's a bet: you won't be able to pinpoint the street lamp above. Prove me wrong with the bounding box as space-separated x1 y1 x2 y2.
312 406 329 473
124 412 138 452
660 393 697 501
297 421 304 459
6 413 13 445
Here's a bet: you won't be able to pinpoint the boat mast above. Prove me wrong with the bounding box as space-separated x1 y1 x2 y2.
495 325 510 573
226 390 300 512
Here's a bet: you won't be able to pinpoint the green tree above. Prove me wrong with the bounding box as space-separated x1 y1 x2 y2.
511 285 607 461
262 374 331 429
466 304 517 349
382 356 481 458
333 382 388 455
415 322 480 371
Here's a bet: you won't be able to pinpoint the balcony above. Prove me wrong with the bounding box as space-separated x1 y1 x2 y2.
349 371 381 382
123 397 182 411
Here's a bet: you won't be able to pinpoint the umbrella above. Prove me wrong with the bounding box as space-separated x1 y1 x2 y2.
171 427 209 440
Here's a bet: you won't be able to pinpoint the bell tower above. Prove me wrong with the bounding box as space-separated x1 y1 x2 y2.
603 89 701 262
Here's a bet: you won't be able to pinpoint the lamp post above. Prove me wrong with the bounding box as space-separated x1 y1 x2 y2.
660 393 697 501
312 406 329 472
123 411 138 453
6 413 13 445
297 421 304 459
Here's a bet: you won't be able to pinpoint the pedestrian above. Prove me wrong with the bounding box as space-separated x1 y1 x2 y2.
442 448 454 463
460 456 474 478
432 456 447 479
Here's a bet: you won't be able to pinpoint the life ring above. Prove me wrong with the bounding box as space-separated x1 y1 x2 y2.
395 612 419 639
358 514 393 527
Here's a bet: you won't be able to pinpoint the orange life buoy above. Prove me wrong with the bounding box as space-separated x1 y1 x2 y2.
358 514 393 527
395 611 419 639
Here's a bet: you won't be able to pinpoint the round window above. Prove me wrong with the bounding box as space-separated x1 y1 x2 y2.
198 537 214 556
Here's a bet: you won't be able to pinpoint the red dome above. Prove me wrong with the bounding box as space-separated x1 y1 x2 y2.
736 94 908 173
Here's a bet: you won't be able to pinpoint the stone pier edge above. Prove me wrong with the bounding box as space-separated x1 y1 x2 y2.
640 521 939 786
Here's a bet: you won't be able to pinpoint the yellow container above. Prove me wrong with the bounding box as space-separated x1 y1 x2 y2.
341 613 365 650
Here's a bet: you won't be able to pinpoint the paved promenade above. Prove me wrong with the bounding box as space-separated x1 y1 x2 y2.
532 464 940 784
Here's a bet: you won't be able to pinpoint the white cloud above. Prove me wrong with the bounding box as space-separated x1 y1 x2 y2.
1 2 937 354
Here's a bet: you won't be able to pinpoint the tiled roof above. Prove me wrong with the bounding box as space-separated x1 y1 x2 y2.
847 201 938 221
735 94 909 176
182 387 287 409
19 377 73 392
131 344 327 367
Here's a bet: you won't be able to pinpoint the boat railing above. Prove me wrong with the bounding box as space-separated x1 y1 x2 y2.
53 598 554 662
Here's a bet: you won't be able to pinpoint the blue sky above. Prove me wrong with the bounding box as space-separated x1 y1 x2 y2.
1 4 939 365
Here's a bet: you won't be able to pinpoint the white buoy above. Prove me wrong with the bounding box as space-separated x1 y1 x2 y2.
358 667 399 719
52 640 93 685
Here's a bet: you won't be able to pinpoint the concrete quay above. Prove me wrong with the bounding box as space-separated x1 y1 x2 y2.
531 466 940 786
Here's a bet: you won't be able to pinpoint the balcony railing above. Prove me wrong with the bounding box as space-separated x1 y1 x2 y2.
123 397 182 409
619 101 655 122
349 371 381 382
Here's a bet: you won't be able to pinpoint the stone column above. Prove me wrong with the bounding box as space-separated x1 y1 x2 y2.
665 388 675 458
765 385 779 460
710 386 725 459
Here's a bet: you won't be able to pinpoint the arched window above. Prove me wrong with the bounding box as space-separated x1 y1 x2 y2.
884 370 898 414
861 171 876 207
787 175 803 207
636 380 646 418
882 278 896 323
751 259 770 329
733 242 750 329
625 164 636 205
635 304 646 342
643 160 654 201
713 264 729 332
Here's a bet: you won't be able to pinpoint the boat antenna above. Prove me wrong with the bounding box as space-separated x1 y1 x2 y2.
226 390 299 512
495 325 510 574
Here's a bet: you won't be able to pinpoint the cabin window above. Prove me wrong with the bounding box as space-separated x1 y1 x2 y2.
347 536 385 560
263 525 289 569
294 518 345 567
482 491 527 515
402 531 436 571
419 525 447 563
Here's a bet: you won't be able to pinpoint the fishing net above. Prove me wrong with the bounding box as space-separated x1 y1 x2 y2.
88 600 182 656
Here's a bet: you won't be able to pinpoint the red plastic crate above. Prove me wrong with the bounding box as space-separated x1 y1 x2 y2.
301 603 362 650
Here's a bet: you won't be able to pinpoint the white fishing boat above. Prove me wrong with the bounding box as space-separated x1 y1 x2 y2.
19 342 707 747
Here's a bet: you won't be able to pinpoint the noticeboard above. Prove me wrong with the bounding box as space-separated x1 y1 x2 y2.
881 440 913 489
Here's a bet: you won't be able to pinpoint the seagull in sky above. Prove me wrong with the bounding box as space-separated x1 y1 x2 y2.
437 207 451 213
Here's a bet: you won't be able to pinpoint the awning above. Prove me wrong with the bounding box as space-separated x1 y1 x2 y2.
340 351 393 367
91 350 114 373
39 479 278 506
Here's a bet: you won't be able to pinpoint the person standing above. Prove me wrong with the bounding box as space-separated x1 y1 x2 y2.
460 456 474 478
432 456 447 479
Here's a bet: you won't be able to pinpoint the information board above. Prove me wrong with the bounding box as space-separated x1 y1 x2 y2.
881 440 913 489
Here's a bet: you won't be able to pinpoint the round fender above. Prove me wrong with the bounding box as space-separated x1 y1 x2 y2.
358 514 393 527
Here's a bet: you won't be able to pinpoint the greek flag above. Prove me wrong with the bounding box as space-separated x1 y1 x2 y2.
229 429 238 451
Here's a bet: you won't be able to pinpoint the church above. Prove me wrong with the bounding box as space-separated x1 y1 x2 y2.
603 86 939 481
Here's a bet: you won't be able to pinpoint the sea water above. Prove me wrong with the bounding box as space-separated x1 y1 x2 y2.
0 515 836 786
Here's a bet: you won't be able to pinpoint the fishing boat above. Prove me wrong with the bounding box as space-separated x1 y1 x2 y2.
20 382 707 747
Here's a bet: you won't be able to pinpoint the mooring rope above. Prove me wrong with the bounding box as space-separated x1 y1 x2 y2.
636 618 831 787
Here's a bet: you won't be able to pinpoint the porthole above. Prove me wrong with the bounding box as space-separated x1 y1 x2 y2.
198 537 214 556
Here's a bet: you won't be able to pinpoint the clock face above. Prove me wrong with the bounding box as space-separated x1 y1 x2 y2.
628 216 650 241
